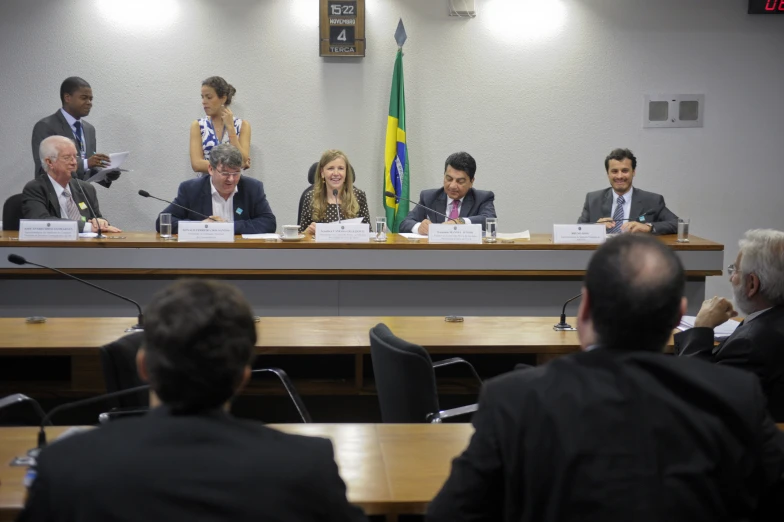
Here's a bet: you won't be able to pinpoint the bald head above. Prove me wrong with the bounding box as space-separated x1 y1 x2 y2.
584 234 686 351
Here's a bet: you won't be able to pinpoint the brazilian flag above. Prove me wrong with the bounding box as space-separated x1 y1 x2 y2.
383 48 409 232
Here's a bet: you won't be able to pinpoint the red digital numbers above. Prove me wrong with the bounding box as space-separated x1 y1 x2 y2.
765 0 784 11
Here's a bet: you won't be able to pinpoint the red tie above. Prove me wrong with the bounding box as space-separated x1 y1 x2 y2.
449 200 459 220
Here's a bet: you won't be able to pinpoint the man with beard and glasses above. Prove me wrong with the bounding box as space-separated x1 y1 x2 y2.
675 229 784 421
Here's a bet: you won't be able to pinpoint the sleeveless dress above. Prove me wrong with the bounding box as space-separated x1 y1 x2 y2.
197 117 243 176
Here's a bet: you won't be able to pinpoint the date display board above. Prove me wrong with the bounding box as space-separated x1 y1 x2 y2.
320 0 366 56
749 0 784 13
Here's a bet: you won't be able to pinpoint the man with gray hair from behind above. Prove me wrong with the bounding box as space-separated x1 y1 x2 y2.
675 229 784 421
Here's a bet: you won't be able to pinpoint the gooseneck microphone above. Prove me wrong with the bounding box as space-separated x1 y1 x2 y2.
31 385 150 456
333 189 342 223
7 254 143 331
384 191 449 222
553 293 582 331
73 181 103 238
138 190 215 221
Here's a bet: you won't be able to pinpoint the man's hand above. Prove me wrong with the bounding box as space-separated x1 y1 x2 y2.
89 218 121 233
694 296 738 328
418 219 432 235
445 219 464 225
87 153 111 169
622 221 652 234
597 217 615 230
204 216 226 223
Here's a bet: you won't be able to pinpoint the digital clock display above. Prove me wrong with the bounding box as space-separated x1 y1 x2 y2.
748 0 784 13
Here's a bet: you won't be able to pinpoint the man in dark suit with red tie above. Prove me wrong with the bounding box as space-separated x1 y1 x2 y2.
427 234 784 522
18 279 367 522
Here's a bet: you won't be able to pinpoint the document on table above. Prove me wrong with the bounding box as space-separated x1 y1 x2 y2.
400 233 428 239
241 233 280 240
677 315 740 340
496 230 530 240
86 151 130 183
330 217 365 224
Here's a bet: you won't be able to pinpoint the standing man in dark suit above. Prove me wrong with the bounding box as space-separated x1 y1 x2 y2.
675 229 784 421
18 279 367 522
22 136 120 233
31 76 119 188
398 151 496 234
427 235 784 522
155 143 276 235
578 148 678 234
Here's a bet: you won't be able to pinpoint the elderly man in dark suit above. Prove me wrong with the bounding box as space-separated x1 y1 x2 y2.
18 279 367 522
155 143 276 235
577 148 678 234
675 229 784 421
398 151 496 234
22 136 121 233
31 77 119 188
427 234 784 522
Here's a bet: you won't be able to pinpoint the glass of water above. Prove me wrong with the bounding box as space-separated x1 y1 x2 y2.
159 213 173 239
677 217 690 243
485 217 497 243
374 216 387 242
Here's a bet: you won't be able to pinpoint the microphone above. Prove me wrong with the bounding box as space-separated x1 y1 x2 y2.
384 191 449 222
7 254 143 331
333 189 341 223
138 190 215 221
553 293 582 331
30 384 150 456
73 181 103 238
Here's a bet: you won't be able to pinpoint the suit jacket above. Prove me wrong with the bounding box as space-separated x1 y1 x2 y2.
577 187 678 235
427 347 784 522
398 188 496 233
21 175 103 233
674 305 784 422
155 176 277 235
31 111 115 188
18 407 367 522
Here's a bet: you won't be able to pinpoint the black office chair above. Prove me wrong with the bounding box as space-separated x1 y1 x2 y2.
2 193 24 231
369 323 481 423
0 393 48 426
297 161 358 227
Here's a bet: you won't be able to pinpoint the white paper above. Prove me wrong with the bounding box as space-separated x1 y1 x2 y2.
241 233 280 240
553 224 606 244
400 233 428 239
315 223 369 243
19 220 78 241
496 231 530 240
178 221 234 242
429 224 483 244
330 217 365 225
86 151 130 183
677 315 741 339
78 232 98 238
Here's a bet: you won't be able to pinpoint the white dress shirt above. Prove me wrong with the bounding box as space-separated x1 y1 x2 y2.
46 174 71 219
59 108 89 172
609 186 633 222
412 196 471 234
210 181 237 222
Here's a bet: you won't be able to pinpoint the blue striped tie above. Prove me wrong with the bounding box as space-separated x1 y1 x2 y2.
610 195 625 233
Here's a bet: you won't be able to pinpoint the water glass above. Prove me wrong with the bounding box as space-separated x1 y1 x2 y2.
485 217 497 243
677 218 690 243
374 217 387 242
159 213 173 239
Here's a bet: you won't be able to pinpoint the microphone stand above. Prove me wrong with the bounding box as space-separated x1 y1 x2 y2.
553 293 582 331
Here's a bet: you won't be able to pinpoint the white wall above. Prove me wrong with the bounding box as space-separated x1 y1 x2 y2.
2 0 783 299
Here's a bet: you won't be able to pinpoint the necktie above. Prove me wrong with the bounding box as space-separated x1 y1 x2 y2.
449 200 460 220
610 196 625 233
62 189 82 222
73 121 84 156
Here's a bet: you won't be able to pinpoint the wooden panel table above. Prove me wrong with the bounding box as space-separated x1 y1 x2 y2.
0 232 723 318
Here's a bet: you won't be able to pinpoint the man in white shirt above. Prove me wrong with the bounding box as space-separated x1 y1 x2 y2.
22 136 120 233
398 151 496 234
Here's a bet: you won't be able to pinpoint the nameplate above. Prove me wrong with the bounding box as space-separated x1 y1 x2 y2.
428 224 482 244
19 220 78 241
178 221 234 242
553 224 606 244
315 223 369 243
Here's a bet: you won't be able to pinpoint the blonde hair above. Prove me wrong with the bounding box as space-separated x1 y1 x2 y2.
312 150 359 221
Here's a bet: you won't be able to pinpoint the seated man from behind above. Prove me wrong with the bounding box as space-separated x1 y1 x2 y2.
155 143 276 235
22 135 121 233
398 151 496 234
427 234 784 522
578 147 678 234
19 279 367 522
675 229 784 421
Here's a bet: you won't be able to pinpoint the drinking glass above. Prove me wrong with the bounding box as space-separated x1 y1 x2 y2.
677 218 690 243
485 217 497 243
374 217 387 242
159 213 173 239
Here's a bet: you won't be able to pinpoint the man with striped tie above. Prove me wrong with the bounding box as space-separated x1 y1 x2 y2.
21 136 121 233
577 148 679 235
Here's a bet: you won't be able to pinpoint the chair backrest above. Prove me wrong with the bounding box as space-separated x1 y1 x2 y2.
369 323 440 423
297 185 314 227
99 332 148 409
2 193 24 231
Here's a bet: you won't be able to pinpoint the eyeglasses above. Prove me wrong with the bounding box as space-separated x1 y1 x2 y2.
727 263 738 276
215 169 241 178
58 154 78 162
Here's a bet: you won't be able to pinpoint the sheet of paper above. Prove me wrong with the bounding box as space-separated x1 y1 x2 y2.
677 315 741 339
241 233 280 240
86 151 130 183
330 217 365 225
496 230 530 240
78 232 98 238
400 233 428 239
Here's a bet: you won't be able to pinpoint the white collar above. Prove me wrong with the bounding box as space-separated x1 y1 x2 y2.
613 186 633 202
59 108 80 128
210 179 238 200
46 174 69 197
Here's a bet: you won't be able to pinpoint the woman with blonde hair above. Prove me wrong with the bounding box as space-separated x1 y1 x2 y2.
299 150 370 234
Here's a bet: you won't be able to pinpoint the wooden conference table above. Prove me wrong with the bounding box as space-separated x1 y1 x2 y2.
0 232 723 318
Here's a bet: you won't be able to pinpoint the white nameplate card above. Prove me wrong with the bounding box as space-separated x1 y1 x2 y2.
428 224 482 244
553 224 606 244
315 223 369 243
178 221 234 242
19 220 78 241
